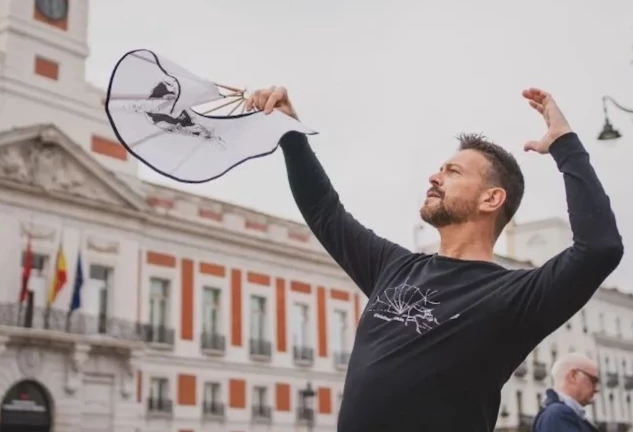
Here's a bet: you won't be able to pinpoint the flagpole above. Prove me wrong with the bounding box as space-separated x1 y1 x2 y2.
66 232 83 333
19 215 35 328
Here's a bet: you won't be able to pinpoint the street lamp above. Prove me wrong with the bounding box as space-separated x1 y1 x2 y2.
597 95 633 141
302 382 316 431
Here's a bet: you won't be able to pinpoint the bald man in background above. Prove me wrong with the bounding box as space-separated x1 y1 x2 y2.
533 352 600 432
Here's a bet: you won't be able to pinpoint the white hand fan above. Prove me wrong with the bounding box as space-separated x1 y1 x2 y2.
105 49 317 183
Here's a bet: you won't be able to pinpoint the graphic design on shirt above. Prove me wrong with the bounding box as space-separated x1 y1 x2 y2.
367 280 441 334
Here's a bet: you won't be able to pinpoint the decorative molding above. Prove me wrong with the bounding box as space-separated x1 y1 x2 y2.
20 222 56 241
65 343 91 394
16 346 43 378
0 141 127 207
86 236 119 254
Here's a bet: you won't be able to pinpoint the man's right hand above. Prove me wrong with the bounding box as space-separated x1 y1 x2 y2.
244 86 299 120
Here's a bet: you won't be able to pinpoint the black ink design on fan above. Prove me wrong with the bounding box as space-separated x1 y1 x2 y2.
145 110 226 146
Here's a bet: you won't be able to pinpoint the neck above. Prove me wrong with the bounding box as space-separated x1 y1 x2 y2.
437 223 496 262
556 385 582 405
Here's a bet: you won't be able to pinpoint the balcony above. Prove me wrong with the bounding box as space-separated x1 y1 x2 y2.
532 361 547 381
518 414 535 432
333 351 351 369
252 404 272 423
606 372 619 388
596 421 631 432
624 375 633 390
293 345 314 366
297 407 314 424
147 398 173 417
138 324 175 348
514 361 528 378
202 401 225 419
249 338 272 361
200 332 225 355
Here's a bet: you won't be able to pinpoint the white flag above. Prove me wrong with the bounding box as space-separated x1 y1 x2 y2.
105 49 317 183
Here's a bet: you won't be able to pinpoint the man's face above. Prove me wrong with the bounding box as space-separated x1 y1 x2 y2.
571 364 600 405
420 149 490 227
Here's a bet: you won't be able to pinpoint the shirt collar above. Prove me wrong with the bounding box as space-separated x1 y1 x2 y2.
555 390 586 419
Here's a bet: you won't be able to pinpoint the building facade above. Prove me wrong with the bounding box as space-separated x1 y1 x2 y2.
0 1 361 431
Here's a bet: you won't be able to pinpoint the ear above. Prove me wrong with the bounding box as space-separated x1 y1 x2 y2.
479 187 506 214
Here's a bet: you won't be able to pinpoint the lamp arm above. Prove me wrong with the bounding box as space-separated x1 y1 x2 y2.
603 96 633 114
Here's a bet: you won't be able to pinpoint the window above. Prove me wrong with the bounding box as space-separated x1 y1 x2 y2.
250 296 266 341
253 386 267 406
202 287 221 335
292 303 310 348
599 312 605 332
536 392 542 408
89 265 113 330
616 317 622 337
21 252 48 274
149 278 170 327
149 377 169 401
516 390 523 415
551 345 558 364
581 309 588 333
21 252 49 308
204 382 221 403
332 310 348 353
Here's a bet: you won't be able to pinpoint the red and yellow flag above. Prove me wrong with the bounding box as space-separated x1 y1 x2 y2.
47 244 67 306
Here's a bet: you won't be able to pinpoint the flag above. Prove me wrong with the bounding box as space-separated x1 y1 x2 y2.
47 243 67 306
20 233 33 304
69 251 84 313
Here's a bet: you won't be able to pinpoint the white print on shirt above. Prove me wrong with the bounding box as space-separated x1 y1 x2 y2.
367 280 443 334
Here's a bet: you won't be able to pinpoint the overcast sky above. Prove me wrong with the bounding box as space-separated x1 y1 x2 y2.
87 0 633 290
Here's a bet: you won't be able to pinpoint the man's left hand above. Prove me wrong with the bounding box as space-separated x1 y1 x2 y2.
522 88 573 154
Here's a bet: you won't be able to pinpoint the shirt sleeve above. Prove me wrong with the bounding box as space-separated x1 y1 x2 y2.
500 132 623 339
279 131 411 297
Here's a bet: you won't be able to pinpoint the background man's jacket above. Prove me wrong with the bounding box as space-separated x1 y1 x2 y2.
532 389 598 432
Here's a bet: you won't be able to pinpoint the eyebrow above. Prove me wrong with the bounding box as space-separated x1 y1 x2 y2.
442 162 463 172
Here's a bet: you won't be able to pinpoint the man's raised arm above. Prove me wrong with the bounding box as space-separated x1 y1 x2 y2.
502 88 624 337
245 86 410 296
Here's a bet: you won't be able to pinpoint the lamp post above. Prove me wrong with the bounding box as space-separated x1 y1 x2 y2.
597 95 633 141
302 381 316 432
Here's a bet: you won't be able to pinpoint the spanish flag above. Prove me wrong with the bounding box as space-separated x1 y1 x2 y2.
47 243 67 306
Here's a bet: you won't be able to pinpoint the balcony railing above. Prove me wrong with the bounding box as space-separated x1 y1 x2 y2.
249 338 272 359
201 332 225 353
252 404 272 420
532 361 547 381
293 346 314 364
147 398 173 414
0 302 143 342
297 407 314 423
333 351 351 368
138 324 175 346
202 401 225 417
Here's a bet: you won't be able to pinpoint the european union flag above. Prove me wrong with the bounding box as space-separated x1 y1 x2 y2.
69 252 84 312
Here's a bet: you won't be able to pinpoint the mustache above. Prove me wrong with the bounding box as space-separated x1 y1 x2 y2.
427 186 444 198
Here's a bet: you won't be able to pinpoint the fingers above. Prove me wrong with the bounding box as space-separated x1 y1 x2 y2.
244 86 288 115
522 87 550 104
529 100 544 114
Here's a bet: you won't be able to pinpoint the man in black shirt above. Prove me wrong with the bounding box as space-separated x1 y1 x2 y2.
245 87 623 431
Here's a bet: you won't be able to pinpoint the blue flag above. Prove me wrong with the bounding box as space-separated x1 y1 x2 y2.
69 252 84 312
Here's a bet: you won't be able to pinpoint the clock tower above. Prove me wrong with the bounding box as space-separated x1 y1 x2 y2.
0 0 138 177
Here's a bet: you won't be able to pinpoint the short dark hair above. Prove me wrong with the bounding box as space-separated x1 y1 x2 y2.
457 132 525 236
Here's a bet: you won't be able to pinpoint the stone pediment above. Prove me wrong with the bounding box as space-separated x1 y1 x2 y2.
0 125 148 212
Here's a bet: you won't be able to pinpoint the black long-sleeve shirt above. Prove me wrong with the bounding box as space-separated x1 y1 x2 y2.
279 131 623 432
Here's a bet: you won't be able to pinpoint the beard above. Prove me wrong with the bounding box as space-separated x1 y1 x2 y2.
420 194 478 228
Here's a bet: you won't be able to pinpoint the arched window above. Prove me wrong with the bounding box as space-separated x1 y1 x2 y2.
0 380 52 432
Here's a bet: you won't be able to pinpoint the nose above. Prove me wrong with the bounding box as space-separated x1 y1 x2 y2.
428 171 442 187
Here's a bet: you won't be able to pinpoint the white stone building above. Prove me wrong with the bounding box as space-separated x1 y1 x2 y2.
0 2 630 432
0 1 360 431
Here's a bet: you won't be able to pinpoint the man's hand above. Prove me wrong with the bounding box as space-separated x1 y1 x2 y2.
522 88 573 154
244 86 299 120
